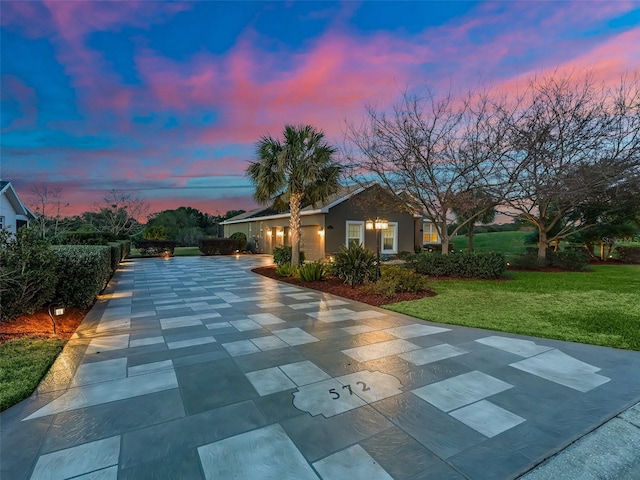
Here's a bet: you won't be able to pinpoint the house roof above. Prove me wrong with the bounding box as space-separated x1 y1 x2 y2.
1 181 37 220
222 183 370 225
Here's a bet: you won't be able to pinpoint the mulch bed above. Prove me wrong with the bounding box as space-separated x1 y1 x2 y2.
0 308 87 344
252 266 436 308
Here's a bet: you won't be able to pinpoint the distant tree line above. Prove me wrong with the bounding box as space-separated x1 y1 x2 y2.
28 188 245 246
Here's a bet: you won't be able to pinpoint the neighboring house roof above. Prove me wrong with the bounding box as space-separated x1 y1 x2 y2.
1 181 37 219
222 183 370 225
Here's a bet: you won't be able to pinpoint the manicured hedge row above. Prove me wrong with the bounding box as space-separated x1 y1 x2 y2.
407 251 506 279
108 243 122 272
617 246 640 264
52 245 111 308
511 249 589 271
134 240 176 257
118 240 131 261
198 238 243 255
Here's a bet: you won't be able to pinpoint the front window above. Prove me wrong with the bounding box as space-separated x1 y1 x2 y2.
423 222 439 244
0 216 4 230
381 222 398 254
346 221 364 247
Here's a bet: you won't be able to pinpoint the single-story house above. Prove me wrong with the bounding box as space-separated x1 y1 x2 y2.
222 183 441 260
0 180 36 233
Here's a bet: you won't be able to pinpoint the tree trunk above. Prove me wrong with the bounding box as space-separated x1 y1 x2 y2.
538 229 548 261
467 225 474 252
289 193 303 266
440 219 450 255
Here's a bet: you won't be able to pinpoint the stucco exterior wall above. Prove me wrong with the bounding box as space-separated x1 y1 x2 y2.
224 213 325 260
324 185 418 255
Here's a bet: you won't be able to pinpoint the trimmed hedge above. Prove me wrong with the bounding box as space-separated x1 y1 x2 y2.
198 238 243 255
118 240 131 261
408 251 506 279
617 246 640 264
52 245 111 308
550 251 589 271
229 232 248 251
511 249 589 271
134 240 176 257
108 242 122 272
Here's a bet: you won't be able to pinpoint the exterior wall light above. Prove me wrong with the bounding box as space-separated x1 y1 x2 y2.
318 228 324 236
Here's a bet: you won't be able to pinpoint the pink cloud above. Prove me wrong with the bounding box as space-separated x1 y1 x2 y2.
0 74 38 129
5 1 640 219
0 1 55 37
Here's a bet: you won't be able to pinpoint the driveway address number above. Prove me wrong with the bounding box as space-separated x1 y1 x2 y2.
329 382 370 399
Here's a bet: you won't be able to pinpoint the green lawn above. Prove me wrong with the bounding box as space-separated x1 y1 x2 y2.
386 265 640 350
0 338 65 412
451 230 530 257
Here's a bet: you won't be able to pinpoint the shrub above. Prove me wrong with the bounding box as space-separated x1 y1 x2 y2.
198 238 243 255
511 249 589 271
298 261 325 282
52 245 111 308
510 251 544 270
273 246 305 266
333 244 377 287
55 231 116 245
364 265 431 297
616 246 640 264
229 232 248 251
246 240 258 253
408 251 506 279
275 263 298 277
422 243 456 254
398 251 414 260
107 242 122 272
134 240 177 257
406 253 450 277
0 228 57 322
550 251 589 271
118 240 131 260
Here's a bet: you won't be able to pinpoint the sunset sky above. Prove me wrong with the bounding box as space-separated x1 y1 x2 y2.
1 1 639 219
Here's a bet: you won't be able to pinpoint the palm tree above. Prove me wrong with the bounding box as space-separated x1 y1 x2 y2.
247 125 342 266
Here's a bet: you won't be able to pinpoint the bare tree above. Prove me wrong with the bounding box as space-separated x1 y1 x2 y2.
86 190 148 237
345 88 509 254
453 188 497 251
29 185 68 239
500 72 640 260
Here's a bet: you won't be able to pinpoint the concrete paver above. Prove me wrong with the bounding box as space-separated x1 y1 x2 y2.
1 255 639 479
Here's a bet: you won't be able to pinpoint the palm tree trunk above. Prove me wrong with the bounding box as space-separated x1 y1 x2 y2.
289 192 304 266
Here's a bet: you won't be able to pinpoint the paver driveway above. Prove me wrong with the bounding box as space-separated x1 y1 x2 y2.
2 255 640 479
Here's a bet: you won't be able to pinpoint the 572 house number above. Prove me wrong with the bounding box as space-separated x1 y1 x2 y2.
329 382 370 400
